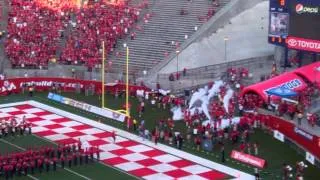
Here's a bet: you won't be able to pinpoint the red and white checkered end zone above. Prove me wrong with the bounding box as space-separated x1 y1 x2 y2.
0 104 231 180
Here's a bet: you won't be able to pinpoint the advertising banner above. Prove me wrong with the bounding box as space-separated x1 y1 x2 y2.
294 127 314 141
48 93 126 122
230 150 266 168
0 77 149 95
287 36 320 53
274 130 285 142
306 151 315 165
202 139 213 152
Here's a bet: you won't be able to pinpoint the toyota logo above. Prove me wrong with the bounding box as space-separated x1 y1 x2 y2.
288 38 297 46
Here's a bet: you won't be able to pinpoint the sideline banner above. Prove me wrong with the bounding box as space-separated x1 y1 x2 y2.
260 114 320 160
0 77 149 95
273 130 285 142
306 151 315 165
294 127 314 141
48 93 126 122
230 150 266 168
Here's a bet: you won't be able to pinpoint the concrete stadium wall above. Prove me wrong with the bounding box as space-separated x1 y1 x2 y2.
3 64 135 84
158 0 274 74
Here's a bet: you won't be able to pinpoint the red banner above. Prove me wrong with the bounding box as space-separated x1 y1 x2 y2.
287 36 320 53
230 150 266 168
262 114 320 160
0 77 149 95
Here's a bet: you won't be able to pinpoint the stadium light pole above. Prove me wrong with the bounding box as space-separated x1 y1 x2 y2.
224 36 229 62
176 50 180 76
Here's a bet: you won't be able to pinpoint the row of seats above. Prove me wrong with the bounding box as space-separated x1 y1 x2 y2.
60 1 143 68
5 0 146 69
5 0 74 68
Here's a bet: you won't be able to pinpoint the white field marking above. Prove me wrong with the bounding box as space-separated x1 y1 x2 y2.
28 100 255 180
0 139 39 180
0 101 254 179
33 135 140 180
27 175 40 180
0 138 91 180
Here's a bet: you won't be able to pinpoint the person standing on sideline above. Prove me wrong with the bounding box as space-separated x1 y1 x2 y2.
297 113 303 126
253 142 259 156
112 130 116 143
221 145 225 163
133 119 137 131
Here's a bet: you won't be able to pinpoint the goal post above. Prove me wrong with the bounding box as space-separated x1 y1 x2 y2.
101 41 130 117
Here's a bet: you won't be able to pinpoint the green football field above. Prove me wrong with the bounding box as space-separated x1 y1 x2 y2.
0 92 319 180
0 135 136 180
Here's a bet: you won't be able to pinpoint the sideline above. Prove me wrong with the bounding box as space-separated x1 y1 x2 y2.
34 134 140 180
0 138 92 180
0 139 40 180
29 100 254 180
0 100 255 180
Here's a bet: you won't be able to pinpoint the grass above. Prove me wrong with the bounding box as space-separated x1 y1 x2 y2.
0 91 320 180
0 135 135 180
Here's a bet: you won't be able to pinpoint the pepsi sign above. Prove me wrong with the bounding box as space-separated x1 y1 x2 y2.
278 79 302 90
295 3 319 14
264 79 302 95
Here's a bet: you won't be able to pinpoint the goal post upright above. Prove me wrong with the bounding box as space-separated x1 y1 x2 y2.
102 41 105 108
126 46 130 117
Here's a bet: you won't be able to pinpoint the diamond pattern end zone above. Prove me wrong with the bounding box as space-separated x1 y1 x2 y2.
0 104 232 180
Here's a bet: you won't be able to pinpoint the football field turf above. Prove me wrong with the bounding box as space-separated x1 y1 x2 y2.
0 101 237 180
0 92 319 180
0 135 135 180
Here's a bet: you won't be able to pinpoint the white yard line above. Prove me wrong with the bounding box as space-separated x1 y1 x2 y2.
0 139 40 180
27 175 40 180
28 100 255 180
0 138 91 180
0 100 255 179
34 135 140 180
63 168 92 180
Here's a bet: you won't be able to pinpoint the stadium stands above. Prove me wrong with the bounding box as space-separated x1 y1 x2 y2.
108 0 230 73
3 0 228 73
5 0 73 69
60 1 146 69
4 0 145 70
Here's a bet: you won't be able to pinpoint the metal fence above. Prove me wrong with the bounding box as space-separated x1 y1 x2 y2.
157 56 274 81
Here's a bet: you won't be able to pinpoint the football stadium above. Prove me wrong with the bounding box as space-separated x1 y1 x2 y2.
0 0 319 180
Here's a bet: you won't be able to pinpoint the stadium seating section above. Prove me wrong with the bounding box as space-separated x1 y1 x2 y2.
5 0 146 69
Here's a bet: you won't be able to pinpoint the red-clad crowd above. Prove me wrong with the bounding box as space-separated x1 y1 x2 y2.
0 142 100 179
5 0 73 68
5 0 148 69
60 0 148 69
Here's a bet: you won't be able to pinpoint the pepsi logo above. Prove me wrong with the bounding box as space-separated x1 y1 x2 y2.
287 38 297 47
296 4 304 14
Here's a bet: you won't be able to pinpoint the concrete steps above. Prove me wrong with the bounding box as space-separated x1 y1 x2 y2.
108 0 231 74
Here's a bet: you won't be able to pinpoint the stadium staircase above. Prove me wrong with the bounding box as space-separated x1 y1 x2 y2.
55 14 76 61
108 0 231 74
0 0 10 73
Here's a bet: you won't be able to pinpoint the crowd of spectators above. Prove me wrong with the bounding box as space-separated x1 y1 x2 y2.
5 0 147 69
5 0 74 69
60 1 147 69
